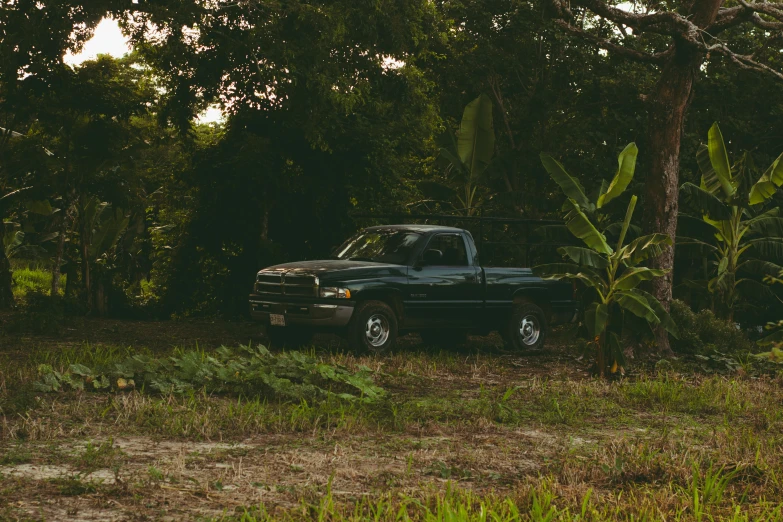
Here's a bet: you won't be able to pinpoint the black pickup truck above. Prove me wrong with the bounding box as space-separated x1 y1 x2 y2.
249 225 579 353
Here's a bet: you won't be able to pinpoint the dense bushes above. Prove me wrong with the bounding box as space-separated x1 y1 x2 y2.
669 300 755 355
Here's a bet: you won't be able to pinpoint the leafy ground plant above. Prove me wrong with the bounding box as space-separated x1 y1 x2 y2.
34 343 384 403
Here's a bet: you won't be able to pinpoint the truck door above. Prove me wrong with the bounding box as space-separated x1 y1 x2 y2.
404 232 482 328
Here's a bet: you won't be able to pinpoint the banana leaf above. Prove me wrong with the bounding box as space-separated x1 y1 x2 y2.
615 267 668 291
597 142 637 209
584 302 609 338
701 123 735 198
623 233 673 266
615 290 660 324
633 288 679 338
748 238 783 261
563 199 612 255
540 154 590 209
737 259 783 277
458 94 495 179
533 263 607 292
749 152 783 205
680 182 732 220
557 246 609 268
745 216 783 238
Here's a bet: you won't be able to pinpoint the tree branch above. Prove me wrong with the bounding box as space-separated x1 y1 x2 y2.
711 1 783 32
707 42 783 81
553 20 674 63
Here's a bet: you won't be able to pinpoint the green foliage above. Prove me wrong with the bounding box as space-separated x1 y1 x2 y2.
669 300 755 356
438 94 496 215
535 150 676 376
34 344 384 403
678 122 783 320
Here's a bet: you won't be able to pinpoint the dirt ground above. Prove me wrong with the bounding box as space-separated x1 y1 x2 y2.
1 317 781 521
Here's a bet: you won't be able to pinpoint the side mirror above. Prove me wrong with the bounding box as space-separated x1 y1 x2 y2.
422 248 443 266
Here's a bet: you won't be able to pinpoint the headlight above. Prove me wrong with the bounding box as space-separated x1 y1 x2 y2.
320 287 351 299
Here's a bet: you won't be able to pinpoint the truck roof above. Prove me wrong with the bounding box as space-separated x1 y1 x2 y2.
364 224 466 234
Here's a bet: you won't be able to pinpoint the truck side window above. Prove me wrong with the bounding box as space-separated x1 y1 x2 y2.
427 234 469 266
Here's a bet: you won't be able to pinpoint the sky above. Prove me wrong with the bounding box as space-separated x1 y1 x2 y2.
64 18 223 123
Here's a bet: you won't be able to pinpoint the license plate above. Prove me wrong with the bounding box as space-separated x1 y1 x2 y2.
270 313 286 326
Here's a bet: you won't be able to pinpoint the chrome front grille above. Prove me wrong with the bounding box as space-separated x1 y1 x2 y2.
255 271 318 297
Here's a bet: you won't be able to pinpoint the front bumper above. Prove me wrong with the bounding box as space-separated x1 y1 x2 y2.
248 294 355 327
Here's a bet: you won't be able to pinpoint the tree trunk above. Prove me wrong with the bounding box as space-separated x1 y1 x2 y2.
0 219 15 309
51 210 69 297
642 0 723 354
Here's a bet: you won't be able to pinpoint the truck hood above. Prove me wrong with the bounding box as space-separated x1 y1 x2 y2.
259 260 400 279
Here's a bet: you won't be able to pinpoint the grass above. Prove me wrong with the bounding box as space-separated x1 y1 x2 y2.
1 323 782 520
10 265 63 298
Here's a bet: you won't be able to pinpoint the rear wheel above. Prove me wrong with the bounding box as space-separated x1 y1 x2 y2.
266 326 313 348
502 302 547 352
347 300 398 355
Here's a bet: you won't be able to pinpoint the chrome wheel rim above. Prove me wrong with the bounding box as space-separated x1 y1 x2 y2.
365 314 390 347
519 315 540 346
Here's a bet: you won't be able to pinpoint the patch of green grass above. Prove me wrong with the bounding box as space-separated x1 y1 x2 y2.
11 267 63 298
73 439 125 473
51 475 98 496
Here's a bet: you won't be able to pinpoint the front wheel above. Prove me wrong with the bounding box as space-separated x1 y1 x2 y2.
347 300 398 355
503 302 547 352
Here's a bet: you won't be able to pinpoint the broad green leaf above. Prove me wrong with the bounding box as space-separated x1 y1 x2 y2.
745 216 783 238
749 238 783 261
735 278 779 301
615 291 660 324
624 233 673 266
704 123 735 199
584 302 609 338
88 207 129 261
533 263 607 293
597 142 637 208
615 195 637 250
614 267 668 291
633 288 679 338
749 152 783 205
540 154 590 209
675 237 718 255
679 182 732 220
563 199 612 255
738 259 783 277
557 246 609 269
458 94 495 179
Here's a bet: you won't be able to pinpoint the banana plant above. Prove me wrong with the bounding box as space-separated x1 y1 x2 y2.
539 142 639 242
678 122 783 321
438 94 495 216
534 195 677 377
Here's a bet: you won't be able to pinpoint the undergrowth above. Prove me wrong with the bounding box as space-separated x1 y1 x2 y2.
33 343 384 403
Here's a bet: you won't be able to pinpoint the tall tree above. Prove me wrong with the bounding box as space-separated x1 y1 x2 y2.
546 0 783 350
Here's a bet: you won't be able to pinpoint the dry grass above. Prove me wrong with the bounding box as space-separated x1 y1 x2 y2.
1 322 782 520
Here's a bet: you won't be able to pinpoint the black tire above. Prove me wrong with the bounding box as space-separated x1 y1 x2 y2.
502 302 548 352
420 330 468 348
347 300 398 355
266 326 313 348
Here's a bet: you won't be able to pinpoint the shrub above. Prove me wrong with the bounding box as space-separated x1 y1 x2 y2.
669 300 754 355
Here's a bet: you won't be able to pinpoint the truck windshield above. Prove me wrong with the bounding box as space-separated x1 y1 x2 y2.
334 230 422 265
